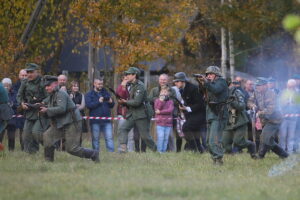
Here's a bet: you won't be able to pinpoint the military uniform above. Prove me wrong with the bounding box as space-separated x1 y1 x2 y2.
201 66 228 164
248 78 288 159
42 76 99 162
0 83 9 134
222 87 257 158
16 63 49 153
118 67 157 152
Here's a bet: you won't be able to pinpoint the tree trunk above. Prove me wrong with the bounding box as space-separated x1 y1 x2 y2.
221 0 227 78
228 30 235 80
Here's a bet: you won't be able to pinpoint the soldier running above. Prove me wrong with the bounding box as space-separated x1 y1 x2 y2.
40 75 99 162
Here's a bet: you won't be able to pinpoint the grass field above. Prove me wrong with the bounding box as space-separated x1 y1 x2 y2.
1 141 300 200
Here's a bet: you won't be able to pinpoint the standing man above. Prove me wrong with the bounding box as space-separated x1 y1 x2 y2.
222 82 257 158
12 69 27 150
148 74 177 152
197 66 228 165
248 78 288 159
0 82 9 135
173 72 206 153
58 74 68 92
40 76 99 162
267 77 280 95
85 79 115 152
17 63 49 154
118 67 157 153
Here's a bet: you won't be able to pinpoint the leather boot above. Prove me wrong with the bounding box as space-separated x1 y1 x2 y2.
176 138 182 152
271 144 289 159
247 142 258 159
213 157 224 166
258 144 270 159
83 148 100 163
44 146 55 162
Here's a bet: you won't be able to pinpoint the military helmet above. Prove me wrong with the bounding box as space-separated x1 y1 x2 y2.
124 67 141 76
205 66 221 76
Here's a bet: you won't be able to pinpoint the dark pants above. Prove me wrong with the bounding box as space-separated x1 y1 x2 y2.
133 125 146 152
0 124 16 151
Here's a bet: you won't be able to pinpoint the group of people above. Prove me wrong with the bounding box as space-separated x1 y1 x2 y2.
0 62 299 165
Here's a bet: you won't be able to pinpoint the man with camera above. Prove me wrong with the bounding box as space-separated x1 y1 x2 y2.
17 63 49 154
85 79 115 152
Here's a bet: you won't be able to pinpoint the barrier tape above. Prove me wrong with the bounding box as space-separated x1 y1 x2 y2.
12 115 182 121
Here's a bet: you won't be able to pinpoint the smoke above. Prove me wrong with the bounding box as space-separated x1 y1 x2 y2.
268 154 300 177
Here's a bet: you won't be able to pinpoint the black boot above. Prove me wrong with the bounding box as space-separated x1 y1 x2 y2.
134 140 140 152
8 139 15 151
44 146 55 162
83 149 100 163
271 144 289 159
258 144 270 159
176 138 182 152
247 142 258 159
213 157 224 165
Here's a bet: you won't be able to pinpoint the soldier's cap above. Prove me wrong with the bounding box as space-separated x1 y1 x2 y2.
43 75 58 86
267 77 276 83
173 72 188 82
25 63 40 72
255 77 268 86
124 67 141 76
291 74 300 80
232 81 241 85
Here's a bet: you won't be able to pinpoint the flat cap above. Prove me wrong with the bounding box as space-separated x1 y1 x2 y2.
124 67 141 76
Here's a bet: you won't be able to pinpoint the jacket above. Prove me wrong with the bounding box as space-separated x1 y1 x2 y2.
85 88 114 124
154 98 174 127
44 87 82 129
224 87 249 130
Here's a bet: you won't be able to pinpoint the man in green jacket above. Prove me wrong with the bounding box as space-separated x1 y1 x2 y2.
197 66 228 165
248 78 288 159
40 75 99 162
222 81 257 158
17 63 49 153
118 67 157 153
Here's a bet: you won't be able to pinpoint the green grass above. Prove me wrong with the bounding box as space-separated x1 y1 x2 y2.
0 142 300 200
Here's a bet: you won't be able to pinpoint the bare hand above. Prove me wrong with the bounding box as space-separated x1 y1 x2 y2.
155 109 160 114
40 107 48 113
109 98 113 103
118 99 127 104
179 105 187 111
99 97 104 103
21 103 29 110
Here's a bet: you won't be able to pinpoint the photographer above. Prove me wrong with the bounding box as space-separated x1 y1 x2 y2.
85 79 115 152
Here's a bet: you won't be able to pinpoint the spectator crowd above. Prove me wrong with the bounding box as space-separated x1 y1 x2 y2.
1 64 300 164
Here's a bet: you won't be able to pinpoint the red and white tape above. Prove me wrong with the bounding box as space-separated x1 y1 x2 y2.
12 115 179 121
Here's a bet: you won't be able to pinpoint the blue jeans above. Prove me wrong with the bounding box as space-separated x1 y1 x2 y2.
156 126 171 153
279 118 297 153
91 122 114 152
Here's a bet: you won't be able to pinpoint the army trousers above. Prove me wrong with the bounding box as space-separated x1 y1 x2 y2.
118 117 157 152
23 117 48 154
223 125 252 153
44 121 95 158
207 119 226 159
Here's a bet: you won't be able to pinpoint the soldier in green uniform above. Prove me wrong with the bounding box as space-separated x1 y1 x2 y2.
40 76 99 162
248 78 288 159
0 83 9 134
222 81 257 158
118 67 157 153
197 66 228 165
17 63 49 153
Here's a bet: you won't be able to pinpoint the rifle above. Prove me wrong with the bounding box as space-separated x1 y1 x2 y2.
173 97 184 107
193 73 205 78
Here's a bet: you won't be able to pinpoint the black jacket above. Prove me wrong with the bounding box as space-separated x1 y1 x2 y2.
181 82 206 129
